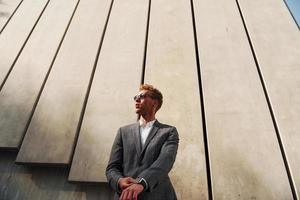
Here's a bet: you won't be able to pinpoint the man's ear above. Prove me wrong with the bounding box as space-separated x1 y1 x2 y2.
153 100 159 112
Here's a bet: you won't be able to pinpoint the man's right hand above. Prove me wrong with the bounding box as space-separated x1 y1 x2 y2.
119 183 144 200
118 177 138 191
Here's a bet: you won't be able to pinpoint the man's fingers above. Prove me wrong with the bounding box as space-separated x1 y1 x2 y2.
128 177 138 183
121 191 128 200
126 190 133 200
133 191 138 200
120 188 134 200
119 190 124 200
122 182 134 190
120 177 136 190
121 189 132 200
120 184 143 200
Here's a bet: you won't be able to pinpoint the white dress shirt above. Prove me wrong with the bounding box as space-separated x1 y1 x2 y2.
139 119 156 146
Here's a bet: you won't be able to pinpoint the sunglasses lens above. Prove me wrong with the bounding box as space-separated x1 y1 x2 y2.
134 93 147 101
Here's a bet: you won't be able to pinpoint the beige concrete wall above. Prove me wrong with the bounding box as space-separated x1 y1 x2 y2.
238 0 300 197
144 0 208 199
0 0 49 86
0 0 77 148
0 0 299 199
193 0 295 199
0 0 22 32
69 0 148 182
0 152 114 200
16 0 112 165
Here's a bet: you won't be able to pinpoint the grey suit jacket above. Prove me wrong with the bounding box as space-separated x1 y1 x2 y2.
106 120 179 200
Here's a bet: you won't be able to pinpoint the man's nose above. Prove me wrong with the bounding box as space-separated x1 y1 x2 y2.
135 98 141 102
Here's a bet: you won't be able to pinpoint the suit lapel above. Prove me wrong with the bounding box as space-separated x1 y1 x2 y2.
133 123 142 157
140 120 160 156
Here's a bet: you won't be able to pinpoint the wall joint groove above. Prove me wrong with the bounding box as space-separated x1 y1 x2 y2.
235 0 298 199
69 0 115 166
190 0 213 199
0 0 51 92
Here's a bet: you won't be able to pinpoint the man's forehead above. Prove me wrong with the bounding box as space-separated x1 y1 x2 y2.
138 89 148 94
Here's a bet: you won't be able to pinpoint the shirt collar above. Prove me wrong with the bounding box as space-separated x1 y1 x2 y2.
139 118 156 128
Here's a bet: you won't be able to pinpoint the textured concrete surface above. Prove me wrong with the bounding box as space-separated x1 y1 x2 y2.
0 0 77 148
69 0 148 182
193 0 294 199
239 0 300 196
0 0 298 199
144 0 209 199
0 152 114 200
16 0 112 164
0 0 22 31
0 0 48 85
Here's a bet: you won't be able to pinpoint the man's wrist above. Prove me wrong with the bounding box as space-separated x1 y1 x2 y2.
137 178 148 191
117 178 122 193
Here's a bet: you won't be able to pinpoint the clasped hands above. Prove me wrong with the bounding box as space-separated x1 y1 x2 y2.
118 177 144 200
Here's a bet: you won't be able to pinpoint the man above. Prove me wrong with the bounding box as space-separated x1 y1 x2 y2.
106 84 179 200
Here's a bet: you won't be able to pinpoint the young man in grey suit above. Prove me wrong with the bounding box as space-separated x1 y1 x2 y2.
106 84 179 200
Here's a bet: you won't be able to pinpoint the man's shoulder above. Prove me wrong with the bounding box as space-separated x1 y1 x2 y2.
156 121 175 128
155 121 178 133
119 122 138 131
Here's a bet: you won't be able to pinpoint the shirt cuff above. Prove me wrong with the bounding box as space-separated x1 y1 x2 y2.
117 178 122 193
138 177 149 191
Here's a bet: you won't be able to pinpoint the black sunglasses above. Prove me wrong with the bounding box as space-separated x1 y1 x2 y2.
133 93 150 101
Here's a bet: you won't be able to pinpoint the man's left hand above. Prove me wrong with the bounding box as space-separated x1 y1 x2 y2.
119 183 144 200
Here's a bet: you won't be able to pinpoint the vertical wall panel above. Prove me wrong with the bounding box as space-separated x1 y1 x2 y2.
144 0 208 199
0 0 48 86
16 0 113 165
238 0 300 196
0 0 78 148
193 0 293 199
0 0 22 32
69 0 148 182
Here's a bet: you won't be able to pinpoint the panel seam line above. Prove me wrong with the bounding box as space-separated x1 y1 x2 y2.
69 0 115 167
18 0 81 152
190 0 213 199
235 0 298 199
0 0 25 34
0 0 51 92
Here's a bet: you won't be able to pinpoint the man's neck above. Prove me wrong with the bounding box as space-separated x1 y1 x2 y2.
140 115 156 123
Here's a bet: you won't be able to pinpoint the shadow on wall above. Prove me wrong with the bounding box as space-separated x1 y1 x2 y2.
0 0 10 18
0 12 9 18
0 151 114 200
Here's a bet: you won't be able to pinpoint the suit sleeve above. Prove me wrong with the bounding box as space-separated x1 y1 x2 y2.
137 127 179 192
106 128 124 192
